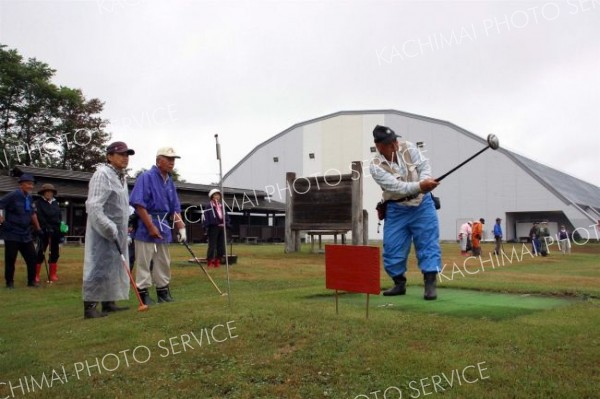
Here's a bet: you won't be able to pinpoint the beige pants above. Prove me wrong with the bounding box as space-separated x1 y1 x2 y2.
135 241 171 289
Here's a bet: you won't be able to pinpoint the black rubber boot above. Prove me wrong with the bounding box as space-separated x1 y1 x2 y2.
383 275 407 296
138 288 155 306
6 281 15 289
84 302 108 319
156 285 174 303
102 301 129 312
423 272 438 300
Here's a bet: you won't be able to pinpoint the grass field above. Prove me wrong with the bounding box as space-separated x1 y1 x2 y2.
1 241 599 399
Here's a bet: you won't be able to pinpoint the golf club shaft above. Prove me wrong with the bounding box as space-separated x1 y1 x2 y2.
215 134 232 304
114 241 146 308
435 146 490 182
37 235 51 283
182 241 225 295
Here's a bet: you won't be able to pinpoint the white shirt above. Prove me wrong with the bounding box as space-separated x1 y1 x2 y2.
369 141 432 198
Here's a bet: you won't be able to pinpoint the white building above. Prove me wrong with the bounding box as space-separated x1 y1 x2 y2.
224 110 600 242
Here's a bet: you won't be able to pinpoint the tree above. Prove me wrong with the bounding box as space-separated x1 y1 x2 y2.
0 44 110 172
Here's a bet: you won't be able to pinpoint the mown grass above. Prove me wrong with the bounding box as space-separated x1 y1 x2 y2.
0 242 599 398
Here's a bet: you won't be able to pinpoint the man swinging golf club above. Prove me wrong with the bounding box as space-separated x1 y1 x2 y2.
370 125 441 300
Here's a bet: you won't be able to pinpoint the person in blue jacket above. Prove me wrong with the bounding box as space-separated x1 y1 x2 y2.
493 217 503 255
0 174 42 288
130 147 186 305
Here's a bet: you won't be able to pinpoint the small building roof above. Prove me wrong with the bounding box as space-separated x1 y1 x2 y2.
2 165 285 213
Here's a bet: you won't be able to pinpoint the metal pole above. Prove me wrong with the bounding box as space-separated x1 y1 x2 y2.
215 134 232 304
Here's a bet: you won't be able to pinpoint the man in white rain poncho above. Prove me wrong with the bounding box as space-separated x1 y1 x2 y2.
82 141 135 319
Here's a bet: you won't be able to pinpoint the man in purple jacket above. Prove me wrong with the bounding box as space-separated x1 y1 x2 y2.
130 147 186 305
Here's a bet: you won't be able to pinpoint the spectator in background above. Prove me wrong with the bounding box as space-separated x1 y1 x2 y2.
529 222 541 256
493 217 503 255
538 221 550 256
203 188 230 268
34 183 62 282
558 225 571 255
0 174 42 288
458 221 472 256
471 218 485 257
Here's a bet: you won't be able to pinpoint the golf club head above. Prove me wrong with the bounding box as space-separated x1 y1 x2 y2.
138 304 150 312
487 134 500 150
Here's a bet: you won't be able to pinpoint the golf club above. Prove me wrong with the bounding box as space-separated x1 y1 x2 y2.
114 240 149 312
435 134 500 182
181 240 227 296
215 134 232 303
36 235 51 284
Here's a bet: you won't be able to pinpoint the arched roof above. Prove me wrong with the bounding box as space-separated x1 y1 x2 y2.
224 109 600 220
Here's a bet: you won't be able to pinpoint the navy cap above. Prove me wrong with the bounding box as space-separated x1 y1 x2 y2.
107 141 135 155
373 125 400 144
18 173 35 183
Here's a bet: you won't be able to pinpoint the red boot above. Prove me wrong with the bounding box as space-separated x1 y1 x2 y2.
35 264 41 283
206 259 214 268
214 259 221 268
49 263 59 281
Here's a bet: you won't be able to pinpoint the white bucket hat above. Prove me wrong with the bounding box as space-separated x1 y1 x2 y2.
208 188 221 199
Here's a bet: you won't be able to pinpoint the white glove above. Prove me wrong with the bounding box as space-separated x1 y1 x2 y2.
127 236 132 246
177 228 187 243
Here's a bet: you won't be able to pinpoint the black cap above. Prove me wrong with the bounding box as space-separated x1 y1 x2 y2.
107 141 135 155
373 125 400 144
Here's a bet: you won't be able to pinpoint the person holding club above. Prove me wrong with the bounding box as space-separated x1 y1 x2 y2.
0 174 42 288
82 141 134 318
203 188 230 268
129 146 186 305
34 183 62 283
369 125 441 300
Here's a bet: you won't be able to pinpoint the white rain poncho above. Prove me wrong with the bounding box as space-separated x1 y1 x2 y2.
82 164 130 301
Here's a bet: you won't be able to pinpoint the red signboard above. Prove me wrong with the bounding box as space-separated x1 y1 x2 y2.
325 245 381 295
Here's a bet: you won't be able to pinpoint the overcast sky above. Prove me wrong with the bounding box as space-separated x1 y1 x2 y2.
1 0 598 186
